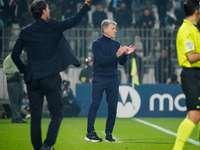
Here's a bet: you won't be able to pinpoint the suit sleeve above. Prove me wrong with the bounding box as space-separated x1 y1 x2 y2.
11 31 25 73
56 4 91 32
118 53 127 66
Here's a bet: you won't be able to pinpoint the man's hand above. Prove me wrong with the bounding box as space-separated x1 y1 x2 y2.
116 46 127 57
89 78 92 83
85 0 92 5
125 45 136 55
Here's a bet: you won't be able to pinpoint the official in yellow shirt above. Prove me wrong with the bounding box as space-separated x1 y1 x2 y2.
177 21 200 68
173 0 200 150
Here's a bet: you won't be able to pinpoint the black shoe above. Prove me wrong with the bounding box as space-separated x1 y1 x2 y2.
105 133 115 142
41 143 55 150
85 131 102 142
11 118 27 123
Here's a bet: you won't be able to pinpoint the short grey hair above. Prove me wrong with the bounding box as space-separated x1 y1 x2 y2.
101 19 117 33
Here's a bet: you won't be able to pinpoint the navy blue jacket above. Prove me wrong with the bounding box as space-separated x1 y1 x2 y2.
11 4 90 83
92 35 127 77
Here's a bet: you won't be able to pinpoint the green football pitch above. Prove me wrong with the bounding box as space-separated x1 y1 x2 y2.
0 118 199 150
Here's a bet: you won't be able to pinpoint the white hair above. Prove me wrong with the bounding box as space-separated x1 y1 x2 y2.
101 19 117 33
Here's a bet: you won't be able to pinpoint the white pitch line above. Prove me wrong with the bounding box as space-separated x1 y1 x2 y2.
134 118 199 146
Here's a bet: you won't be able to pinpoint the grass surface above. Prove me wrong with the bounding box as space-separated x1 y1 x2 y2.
0 117 199 150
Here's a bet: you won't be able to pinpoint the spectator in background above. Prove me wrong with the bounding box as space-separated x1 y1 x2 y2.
131 0 143 23
124 52 143 84
74 2 89 58
108 0 122 20
50 3 62 20
91 0 104 5
115 1 132 46
0 6 4 58
17 0 33 23
131 0 154 24
79 56 93 83
174 0 185 28
92 2 107 28
155 50 174 84
0 0 12 58
77 0 85 3
136 8 155 32
160 15 176 57
138 0 154 10
21 91 31 118
154 0 168 22
18 11 34 28
136 8 155 56
61 0 77 19
12 0 33 28
166 73 179 84
160 15 176 38
45 0 51 5
53 0 62 11
10 0 21 24
3 53 27 123
133 35 143 56
108 0 133 20
115 2 132 28
74 2 89 28
0 0 11 26
61 80 81 117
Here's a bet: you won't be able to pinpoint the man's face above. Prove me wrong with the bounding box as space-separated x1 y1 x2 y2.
61 84 65 91
88 60 93 67
197 8 200 22
144 9 150 17
103 24 117 38
120 3 126 9
43 4 50 20
96 4 102 11
77 3 83 10
20 52 24 58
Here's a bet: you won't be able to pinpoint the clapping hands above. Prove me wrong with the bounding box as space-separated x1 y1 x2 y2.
116 46 127 57
124 45 136 55
116 45 136 57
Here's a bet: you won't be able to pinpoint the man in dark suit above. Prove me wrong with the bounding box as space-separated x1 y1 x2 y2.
11 0 92 150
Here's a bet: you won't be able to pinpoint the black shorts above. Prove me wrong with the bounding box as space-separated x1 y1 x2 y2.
181 67 200 111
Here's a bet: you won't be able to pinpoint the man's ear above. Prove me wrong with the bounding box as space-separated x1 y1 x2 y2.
195 9 199 15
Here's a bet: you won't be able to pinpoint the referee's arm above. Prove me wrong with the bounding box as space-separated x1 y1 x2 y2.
187 53 200 63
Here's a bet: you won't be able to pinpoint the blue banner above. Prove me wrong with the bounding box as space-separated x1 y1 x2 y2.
76 84 186 118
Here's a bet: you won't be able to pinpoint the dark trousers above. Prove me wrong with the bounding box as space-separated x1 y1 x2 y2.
87 76 119 134
181 67 200 111
27 74 63 150
7 80 23 119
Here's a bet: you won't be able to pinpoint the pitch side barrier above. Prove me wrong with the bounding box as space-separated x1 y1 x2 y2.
76 84 186 118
